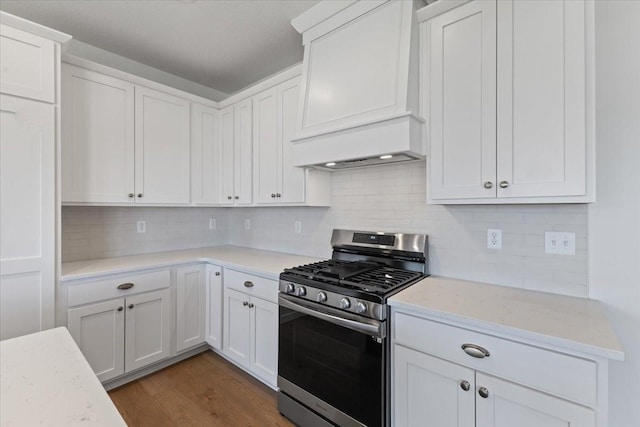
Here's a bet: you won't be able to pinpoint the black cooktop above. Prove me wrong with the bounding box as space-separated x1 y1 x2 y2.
282 259 424 296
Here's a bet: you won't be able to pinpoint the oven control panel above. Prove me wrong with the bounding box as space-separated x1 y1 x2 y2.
279 280 386 321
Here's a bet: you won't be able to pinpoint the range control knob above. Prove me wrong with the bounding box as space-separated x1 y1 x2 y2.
316 292 327 303
340 297 351 309
285 283 295 294
355 302 367 314
297 287 307 297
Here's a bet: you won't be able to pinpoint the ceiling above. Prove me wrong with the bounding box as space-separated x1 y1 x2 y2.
0 0 321 96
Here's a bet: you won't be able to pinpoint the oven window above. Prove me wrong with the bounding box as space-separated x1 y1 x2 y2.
279 306 384 427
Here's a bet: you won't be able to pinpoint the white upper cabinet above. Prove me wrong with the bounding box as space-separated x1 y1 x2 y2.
290 0 425 168
62 65 191 205
195 99 253 206
253 77 330 205
427 0 496 201
233 98 253 205
191 103 221 204
134 86 190 204
62 65 135 204
422 0 594 204
0 24 55 103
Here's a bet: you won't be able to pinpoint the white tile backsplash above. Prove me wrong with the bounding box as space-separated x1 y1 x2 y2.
61 161 589 297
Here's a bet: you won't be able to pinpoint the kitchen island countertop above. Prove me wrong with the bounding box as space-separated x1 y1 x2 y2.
0 327 126 426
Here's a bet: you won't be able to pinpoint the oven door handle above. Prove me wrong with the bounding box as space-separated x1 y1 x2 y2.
279 294 385 338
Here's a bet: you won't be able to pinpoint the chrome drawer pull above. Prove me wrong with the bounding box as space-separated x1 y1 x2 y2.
460 380 470 391
117 283 134 290
244 281 254 288
461 343 490 358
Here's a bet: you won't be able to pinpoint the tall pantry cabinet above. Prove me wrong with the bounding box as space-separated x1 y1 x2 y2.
0 13 71 340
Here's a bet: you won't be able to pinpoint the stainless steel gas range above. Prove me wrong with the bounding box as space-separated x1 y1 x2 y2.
277 229 429 427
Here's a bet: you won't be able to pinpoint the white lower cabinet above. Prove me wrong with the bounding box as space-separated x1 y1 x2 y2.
392 311 603 427
68 288 170 383
223 270 278 387
64 269 172 383
176 265 206 352
205 264 223 350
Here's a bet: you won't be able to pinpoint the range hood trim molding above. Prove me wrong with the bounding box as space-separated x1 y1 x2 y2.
291 112 425 168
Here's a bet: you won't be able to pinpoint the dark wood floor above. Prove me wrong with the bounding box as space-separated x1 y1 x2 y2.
108 351 295 426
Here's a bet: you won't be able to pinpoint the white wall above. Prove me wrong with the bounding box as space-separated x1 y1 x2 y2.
61 207 228 262
229 161 591 297
589 2 640 426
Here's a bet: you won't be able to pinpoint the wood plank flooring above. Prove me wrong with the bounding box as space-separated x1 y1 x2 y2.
108 351 295 427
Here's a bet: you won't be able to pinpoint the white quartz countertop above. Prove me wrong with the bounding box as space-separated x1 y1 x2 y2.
0 327 126 426
389 276 625 361
61 245 321 282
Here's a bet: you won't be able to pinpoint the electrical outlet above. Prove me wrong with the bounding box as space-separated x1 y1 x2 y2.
294 221 302 234
487 229 502 250
209 218 216 230
545 232 576 255
244 219 251 230
136 220 146 233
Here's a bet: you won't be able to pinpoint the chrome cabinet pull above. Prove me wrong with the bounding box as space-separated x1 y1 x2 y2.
461 343 490 358
276 193 281 198
483 182 493 189
137 193 143 198
271 193 276 198
215 271 221 276
128 193 134 198
478 387 489 398
242 301 249 306
499 181 509 188
243 281 254 288
248 303 254 308
234 195 239 200
227 196 232 200
117 306 124 312
128 304 134 309
117 283 134 290
460 380 470 391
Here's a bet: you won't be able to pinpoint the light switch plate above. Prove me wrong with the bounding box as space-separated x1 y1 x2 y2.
545 232 576 255
209 218 216 230
245 219 251 230
294 221 302 234
136 220 146 233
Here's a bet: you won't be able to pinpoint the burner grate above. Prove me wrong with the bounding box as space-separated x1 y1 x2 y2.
341 267 423 293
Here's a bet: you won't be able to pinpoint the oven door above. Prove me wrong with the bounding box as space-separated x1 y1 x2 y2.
278 293 386 427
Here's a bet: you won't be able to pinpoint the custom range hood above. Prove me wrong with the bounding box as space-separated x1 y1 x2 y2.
290 0 426 170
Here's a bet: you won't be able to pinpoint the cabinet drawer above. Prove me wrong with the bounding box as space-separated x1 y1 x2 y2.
67 270 171 307
394 312 597 407
224 269 278 303
0 24 55 103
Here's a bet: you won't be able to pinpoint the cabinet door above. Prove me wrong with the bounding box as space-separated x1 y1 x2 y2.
279 78 306 203
191 103 223 205
233 98 253 205
205 265 223 350
249 296 278 386
223 288 251 367
496 0 586 198
0 95 55 340
253 87 279 204
0 24 55 102
124 289 171 372
62 65 135 203
219 105 236 205
393 345 475 427
135 86 190 204
428 0 497 200
68 298 125 383
475 372 595 427
176 265 206 352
